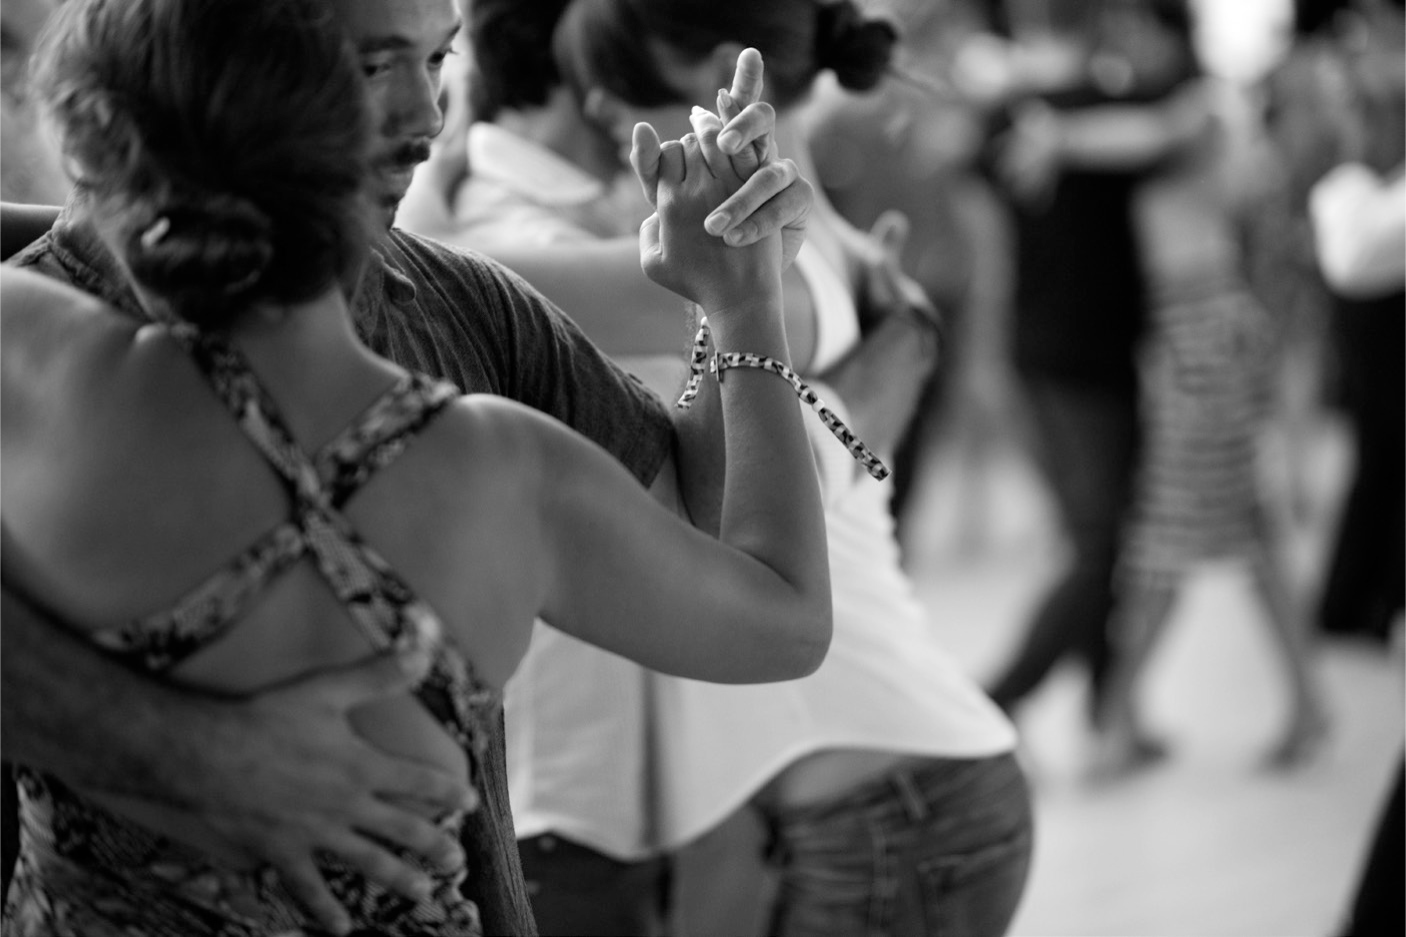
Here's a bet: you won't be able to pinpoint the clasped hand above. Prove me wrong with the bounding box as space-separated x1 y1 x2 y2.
632 46 808 289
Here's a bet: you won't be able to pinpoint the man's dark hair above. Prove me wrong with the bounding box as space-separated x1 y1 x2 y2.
468 0 572 121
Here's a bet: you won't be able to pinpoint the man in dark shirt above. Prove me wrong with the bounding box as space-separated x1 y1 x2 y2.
0 0 811 931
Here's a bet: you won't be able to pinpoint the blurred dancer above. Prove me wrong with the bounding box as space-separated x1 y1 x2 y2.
1304 2 1404 931
1084 0 1328 777
1309 0 1405 647
0 0 68 205
972 0 1193 745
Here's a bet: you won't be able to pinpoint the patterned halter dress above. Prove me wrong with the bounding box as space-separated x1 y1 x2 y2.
4 323 498 936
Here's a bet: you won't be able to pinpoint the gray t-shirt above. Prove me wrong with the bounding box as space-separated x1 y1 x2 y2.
11 204 675 936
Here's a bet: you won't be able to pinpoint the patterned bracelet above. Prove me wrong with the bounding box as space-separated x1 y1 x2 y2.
675 318 890 482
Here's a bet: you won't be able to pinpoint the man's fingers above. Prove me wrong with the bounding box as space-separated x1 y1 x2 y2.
630 121 664 208
677 134 700 182
719 48 772 173
379 759 479 815
676 133 706 191
354 798 465 873
689 105 724 136
267 654 479 814
717 100 776 161
728 46 765 109
706 158 800 238
368 756 479 820
691 107 727 182
274 852 354 936
657 138 686 185
717 87 740 123
284 649 426 711
721 46 770 160
323 828 437 905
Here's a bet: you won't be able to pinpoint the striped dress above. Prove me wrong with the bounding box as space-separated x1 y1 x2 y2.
1118 275 1277 582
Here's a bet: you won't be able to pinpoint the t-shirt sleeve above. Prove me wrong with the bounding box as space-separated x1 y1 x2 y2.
387 229 674 489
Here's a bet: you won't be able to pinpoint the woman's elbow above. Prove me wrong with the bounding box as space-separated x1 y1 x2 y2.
775 596 833 680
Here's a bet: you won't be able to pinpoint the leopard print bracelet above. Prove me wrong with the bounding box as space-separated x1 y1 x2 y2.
675 319 890 482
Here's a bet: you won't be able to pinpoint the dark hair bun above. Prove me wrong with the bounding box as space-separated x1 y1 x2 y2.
124 196 274 328
815 0 898 93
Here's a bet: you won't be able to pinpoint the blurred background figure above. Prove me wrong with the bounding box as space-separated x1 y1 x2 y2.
1245 0 1347 541
1300 2 1404 935
803 0 1019 550
0 0 65 895
0 0 67 205
1304 0 1405 649
955 0 1192 753
1075 0 1328 779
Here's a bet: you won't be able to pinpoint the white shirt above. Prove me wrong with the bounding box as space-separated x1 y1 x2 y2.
455 122 659 860
650 244 1018 849
467 126 1016 857
1309 162 1406 299
455 121 638 245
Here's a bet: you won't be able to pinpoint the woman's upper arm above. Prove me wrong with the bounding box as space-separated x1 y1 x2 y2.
527 408 821 684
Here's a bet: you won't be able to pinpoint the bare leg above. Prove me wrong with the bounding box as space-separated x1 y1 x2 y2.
1089 571 1179 780
1247 539 1330 768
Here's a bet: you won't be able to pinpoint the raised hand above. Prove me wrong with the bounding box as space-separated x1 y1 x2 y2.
632 48 811 267
635 115 782 317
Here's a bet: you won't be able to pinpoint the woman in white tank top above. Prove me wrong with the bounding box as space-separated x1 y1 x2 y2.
553 2 1034 934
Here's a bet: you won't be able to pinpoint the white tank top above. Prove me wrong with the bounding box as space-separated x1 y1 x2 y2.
651 238 1017 849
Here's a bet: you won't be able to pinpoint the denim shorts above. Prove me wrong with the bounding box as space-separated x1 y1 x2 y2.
761 751 1033 937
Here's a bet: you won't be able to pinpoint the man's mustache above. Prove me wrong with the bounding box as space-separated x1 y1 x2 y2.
378 140 432 170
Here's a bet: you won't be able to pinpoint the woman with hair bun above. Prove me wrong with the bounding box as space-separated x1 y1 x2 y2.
0 0 833 932
549 1 1033 933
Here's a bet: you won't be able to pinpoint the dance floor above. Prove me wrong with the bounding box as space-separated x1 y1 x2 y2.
903 415 1404 937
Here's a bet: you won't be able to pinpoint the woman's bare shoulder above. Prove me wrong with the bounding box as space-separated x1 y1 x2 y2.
1 268 119 405
1 263 104 309
1 266 109 329
1 266 128 366
424 391 624 513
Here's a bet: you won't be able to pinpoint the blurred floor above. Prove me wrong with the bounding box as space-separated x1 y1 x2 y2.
900 411 1405 937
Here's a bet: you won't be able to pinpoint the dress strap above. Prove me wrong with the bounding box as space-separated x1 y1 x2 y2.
316 372 460 509
167 322 460 508
165 323 325 501
132 323 462 666
92 522 309 671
